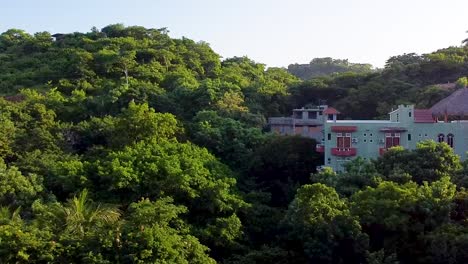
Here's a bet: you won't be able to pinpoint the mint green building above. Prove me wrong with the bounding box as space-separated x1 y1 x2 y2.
321 88 468 172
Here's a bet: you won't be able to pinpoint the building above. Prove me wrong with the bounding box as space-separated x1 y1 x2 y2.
322 88 468 172
268 105 339 143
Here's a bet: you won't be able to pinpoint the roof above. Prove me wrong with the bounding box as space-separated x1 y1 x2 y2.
431 88 468 116
323 107 340 115
414 109 434 123
380 127 407 132
331 126 357 132
327 120 393 124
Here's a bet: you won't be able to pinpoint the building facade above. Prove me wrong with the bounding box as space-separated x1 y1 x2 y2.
268 88 468 172
268 105 339 143
322 104 468 172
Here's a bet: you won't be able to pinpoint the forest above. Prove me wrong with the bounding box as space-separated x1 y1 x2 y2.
0 24 468 263
287 57 374 80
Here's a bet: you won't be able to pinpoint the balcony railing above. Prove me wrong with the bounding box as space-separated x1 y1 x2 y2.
331 148 357 156
316 144 325 153
379 148 387 156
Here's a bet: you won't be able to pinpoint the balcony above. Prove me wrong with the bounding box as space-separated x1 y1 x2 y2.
379 148 387 156
331 148 357 156
316 144 325 153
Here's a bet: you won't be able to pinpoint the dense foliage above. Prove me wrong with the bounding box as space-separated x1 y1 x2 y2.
288 57 374 80
0 24 467 263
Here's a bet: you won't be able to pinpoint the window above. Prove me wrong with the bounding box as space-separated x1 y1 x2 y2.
437 134 445 143
370 133 373 137
396 113 399 122
328 133 331 140
447 134 454 148
385 133 400 149
409 111 412 117
370 139 373 143
336 133 351 149
364 139 367 143
363 133 367 137
408 134 411 141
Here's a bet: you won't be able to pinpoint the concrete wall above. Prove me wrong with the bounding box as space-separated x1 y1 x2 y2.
269 107 328 143
324 105 468 172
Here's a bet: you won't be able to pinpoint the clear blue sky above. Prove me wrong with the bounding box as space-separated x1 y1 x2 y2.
2 0 468 68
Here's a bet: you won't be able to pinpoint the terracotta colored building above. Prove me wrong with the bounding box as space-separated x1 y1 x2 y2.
268 105 339 143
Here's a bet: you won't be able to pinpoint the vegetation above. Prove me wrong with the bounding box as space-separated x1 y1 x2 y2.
0 24 467 263
288 57 374 80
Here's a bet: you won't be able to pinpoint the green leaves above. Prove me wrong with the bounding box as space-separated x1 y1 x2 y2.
286 184 347 227
61 189 121 236
0 111 16 158
0 158 43 207
375 140 462 183
284 183 368 263
95 138 245 212
191 110 265 170
0 211 55 263
1 24 468 264
249 135 321 206
122 198 216 264
350 177 458 262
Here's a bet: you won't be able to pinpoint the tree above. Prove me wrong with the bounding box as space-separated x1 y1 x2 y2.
92 138 247 257
121 198 216 263
111 101 181 147
51 189 120 236
32 190 121 263
288 57 373 80
191 110 265 170
374 141 462 184
249 135 321 206
0 158 43 207
1 23 468 264
350 177 457 263
0 207 55 263
422 223 468 264
312 157 381 196
283 183 368 263
455 76 468 88
0 111 16 159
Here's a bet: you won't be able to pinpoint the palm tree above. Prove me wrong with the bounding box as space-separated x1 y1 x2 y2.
56 189 121 236
463 30 468 45
0 206 21 224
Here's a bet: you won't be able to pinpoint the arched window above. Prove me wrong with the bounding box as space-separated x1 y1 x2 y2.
447 134 454 148
437 134 445 143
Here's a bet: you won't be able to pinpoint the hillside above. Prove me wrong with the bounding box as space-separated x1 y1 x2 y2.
287 57 374 80
0 24 468 263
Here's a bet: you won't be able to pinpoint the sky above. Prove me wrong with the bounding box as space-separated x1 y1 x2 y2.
1 0 468 68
